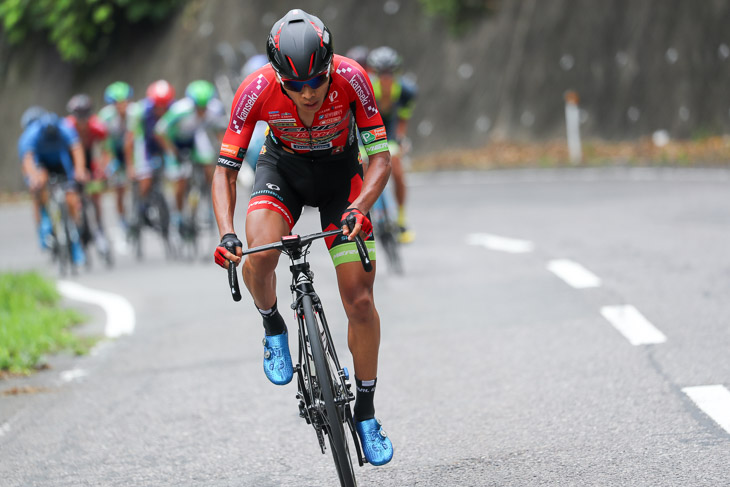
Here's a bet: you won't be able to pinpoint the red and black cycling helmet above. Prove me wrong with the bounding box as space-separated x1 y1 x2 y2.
66 94 93 118
146 79 176 108
266 9 333 81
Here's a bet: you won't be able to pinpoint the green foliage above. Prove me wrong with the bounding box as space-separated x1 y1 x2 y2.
418 0 497 35
0 271 90 374
0 0 186 64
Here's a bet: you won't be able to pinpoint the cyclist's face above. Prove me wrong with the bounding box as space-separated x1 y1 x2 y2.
378 72 394 89
153 104 167 118
115 100 129 114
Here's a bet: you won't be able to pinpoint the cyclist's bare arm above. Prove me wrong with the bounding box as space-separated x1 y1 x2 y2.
342 149 391 239
22 152 46 191
351 150 391 216
212 165 242 262
70 142 88 182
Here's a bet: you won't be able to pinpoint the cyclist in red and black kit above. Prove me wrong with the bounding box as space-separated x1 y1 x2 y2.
212 9 393 466
66 94 111 253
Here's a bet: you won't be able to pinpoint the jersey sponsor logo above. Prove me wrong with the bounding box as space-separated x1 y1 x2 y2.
220 143 244 160
336 60 378 119
280 131 343 145
312 121 342 131
319 109 343 120
291 142 333 151
250 188 283 201
329 91 339 103
360 127 387 144
217 156 242 170
230 74 269 134
248 197 293 226
268 118 297 127
364 141 389 155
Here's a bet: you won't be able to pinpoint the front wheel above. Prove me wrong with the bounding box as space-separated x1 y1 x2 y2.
301 295 357 487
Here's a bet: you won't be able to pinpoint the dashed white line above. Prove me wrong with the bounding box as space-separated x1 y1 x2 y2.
547 259 602 288
600 305 667 345
467 233 534 254
683 385 730 434
57 281 135 338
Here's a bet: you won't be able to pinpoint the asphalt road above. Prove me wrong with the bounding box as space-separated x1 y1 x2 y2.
1 167 729 486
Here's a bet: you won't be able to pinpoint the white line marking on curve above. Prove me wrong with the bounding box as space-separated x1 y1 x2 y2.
683 385 730 434
60 368 88 383
600 305 667 345
547 259 602 288
467 233 534 254
57 281 135 338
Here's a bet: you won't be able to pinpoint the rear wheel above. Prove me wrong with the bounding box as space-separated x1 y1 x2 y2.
302 295 357 487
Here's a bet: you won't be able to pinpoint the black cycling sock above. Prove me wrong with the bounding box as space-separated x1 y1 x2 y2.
258 301 287 336
353 377 377 422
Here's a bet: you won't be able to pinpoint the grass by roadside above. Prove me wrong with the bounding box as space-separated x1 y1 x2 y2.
0 271 93 376
411 136 730 171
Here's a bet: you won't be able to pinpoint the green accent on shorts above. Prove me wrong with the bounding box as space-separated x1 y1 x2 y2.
85 180 105 195
329 240 376 267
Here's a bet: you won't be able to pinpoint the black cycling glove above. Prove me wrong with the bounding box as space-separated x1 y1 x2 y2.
214 233 242 268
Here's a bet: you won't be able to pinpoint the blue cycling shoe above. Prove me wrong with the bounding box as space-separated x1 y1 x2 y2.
71 241 86 266
262 332 293 385
356 418 394 466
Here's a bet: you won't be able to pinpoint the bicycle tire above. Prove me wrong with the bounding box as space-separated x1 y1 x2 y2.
57 198 76 276
301 295 357 487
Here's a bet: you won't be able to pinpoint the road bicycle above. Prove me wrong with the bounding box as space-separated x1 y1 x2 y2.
179 160 215 261
370 184 403 275
45 175 84 276
225 221 372 487
77 182 113 268
127 164 174 260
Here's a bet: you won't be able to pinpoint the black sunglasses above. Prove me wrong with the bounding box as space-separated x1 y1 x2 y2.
281 70 330 92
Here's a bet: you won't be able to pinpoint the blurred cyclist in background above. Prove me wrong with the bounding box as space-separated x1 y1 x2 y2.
18 107 88 264
126 79 176 223
367 46 418 243
345 45 370 71
155 79 227 232
66 93 110 252
99 81 134 233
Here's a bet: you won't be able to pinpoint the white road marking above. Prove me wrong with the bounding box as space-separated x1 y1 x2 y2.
682 385 730 434
57 281 135 338
547 259 602 288
600 305 667 345
0 422 10 437
467 233 534 253
60 368 88 383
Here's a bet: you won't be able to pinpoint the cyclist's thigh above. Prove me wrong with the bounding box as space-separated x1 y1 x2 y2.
134 141 157 180
247 150 304 233
315 152 377 267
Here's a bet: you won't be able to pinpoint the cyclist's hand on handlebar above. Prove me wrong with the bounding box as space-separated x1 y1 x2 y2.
340 208 372 241
29 169 47 192
214 233 243 268
75 167 90 184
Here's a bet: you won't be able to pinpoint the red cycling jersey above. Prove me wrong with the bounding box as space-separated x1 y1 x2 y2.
65 115 107 150
218 54 389 169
